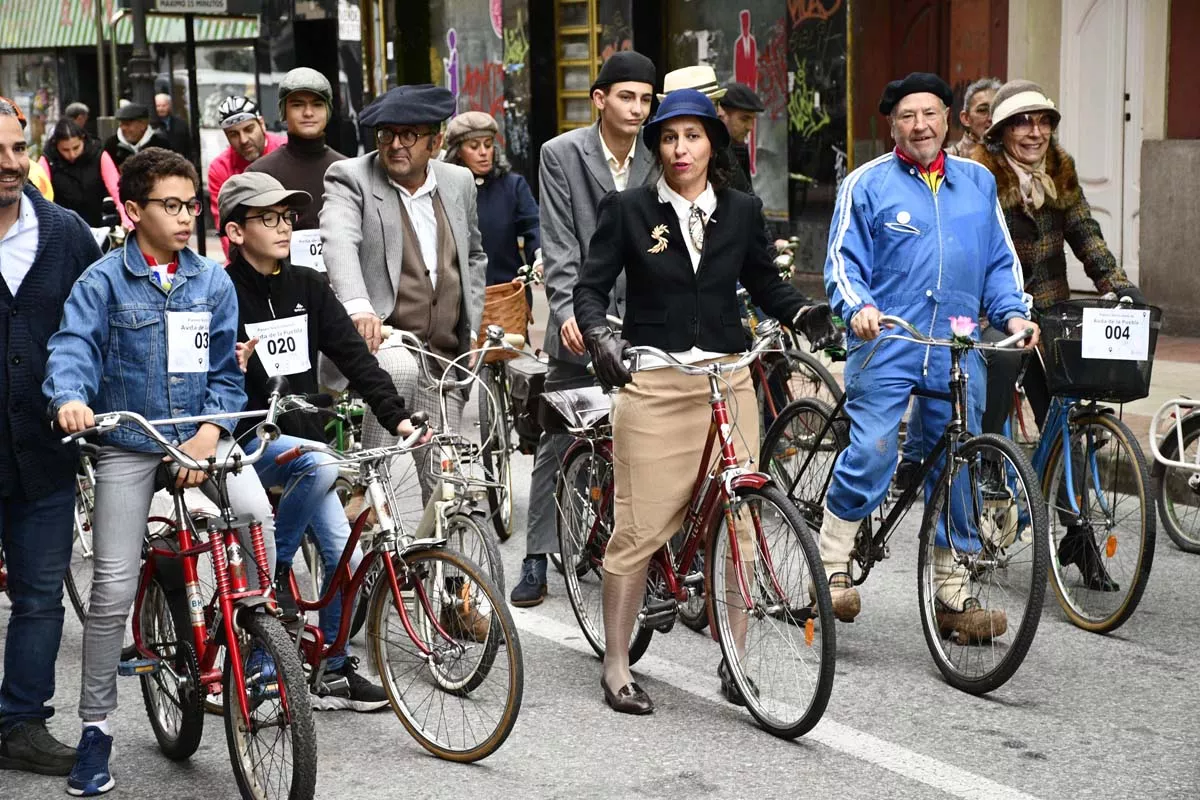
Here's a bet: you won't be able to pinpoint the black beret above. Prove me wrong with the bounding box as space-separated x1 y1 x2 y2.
718 82 765 113
360 84 456 128
591 50 656 94
116 103 150 121
878 72 953 115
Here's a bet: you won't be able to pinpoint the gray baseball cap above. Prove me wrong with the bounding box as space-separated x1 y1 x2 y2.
277 67 333 118
217 171 311 228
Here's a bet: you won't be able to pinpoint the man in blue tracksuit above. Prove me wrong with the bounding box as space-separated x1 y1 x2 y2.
820 73 1039 640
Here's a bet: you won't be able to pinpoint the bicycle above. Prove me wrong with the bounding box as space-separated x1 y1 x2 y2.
556 318 836 739
476 265 545 542
760 315 1049 694
61 384 317 800
273 416 524 762
1150 397 1200 553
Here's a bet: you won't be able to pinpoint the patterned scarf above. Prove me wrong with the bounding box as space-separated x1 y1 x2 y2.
1004 152 1058 210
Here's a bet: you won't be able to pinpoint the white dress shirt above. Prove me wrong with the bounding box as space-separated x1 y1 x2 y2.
392 166 440 286
599 133 635 192
653 176 725 365
0 193 39 297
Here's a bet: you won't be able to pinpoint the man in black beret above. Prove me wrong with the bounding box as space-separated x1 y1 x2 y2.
717 81 765 191
321 83 488 508
102 102 171 172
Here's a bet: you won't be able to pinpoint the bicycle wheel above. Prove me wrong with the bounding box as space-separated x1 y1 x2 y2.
138 576 204 760
1044 412 1155 633
916 434 1048 694
556 445 653 664
348 557 382 640
760 399 850 524
445 511 505 593
65 467 97 621
367 547 523 762
222 612 317 800
708 483 835 739
478 364 516 542
1154 413 1200 553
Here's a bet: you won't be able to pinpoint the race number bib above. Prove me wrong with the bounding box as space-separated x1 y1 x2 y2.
1080 306 1150 361
244 315 310 377
167 311 211 373
290 229 326 272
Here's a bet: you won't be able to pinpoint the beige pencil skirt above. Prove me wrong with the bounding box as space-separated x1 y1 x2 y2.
603 358 759 576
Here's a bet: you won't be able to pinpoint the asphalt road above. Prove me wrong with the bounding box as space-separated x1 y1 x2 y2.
3 420 1199 800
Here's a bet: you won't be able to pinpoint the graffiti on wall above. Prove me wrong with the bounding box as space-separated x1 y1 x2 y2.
733 9 759 175
462 62 506 120
786 0 846 217
787 58 830 138
758 16 789 121
503 15 529 70
444 29 460 97
788 0 843 25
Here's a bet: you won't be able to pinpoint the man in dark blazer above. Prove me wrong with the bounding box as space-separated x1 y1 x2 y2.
509 51 657 607
0 99 103 777
153 93 191 156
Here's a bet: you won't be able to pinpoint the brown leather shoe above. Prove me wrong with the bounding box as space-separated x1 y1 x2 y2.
601 677 654 715
828 572 861 622
936 598 1008 644
438 581 492 642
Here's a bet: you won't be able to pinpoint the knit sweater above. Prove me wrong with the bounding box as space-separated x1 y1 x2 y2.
246 134 346 231
1 186 102 501
476 170 541 285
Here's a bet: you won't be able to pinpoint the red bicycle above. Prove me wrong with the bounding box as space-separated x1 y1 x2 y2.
62 383 317 800
554 319 836 739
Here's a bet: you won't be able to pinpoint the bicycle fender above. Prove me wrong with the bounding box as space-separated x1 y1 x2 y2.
234 595 276 615
729 473 770 491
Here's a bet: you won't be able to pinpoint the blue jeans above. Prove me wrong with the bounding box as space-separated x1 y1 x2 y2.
0 484 76 733
252 435 360 670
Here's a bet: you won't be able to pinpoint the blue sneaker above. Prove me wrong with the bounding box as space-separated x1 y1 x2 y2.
66 726 114 796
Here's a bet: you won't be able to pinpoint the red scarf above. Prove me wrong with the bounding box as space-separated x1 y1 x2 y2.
894 147 945 194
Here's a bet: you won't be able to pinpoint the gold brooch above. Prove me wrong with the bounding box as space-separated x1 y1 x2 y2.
647 224 669 254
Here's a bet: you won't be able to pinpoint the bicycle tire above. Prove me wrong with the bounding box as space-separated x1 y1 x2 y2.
367 547 523 762
556 444 653 664
708 483 835 739
223 611 317 800
760 398 851 523
1044 412 1155 633
66 468 97 622
446 511 505 593
138 576 204 761
784 348 843 404
916 433 1048 694
479 364 515 542
1154 412 1200 553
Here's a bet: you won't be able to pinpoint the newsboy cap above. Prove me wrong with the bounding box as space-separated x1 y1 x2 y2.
718 82 765 113
218 171 310 229
360 84 456 129
878 72 953 115
116 103 150 121
591 50 656 94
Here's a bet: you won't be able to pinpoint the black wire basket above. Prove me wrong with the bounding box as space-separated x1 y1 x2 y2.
1040 299 1162 403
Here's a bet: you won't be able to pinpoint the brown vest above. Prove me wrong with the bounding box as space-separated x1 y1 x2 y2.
388 193 461 360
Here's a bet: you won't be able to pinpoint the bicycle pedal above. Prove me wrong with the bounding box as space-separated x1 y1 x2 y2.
639 597 678 632
118 658 159 677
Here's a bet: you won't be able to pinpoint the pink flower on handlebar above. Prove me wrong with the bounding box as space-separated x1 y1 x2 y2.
948 316 977 339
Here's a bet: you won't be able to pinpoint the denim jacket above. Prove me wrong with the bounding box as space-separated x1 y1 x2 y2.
44 235 246 452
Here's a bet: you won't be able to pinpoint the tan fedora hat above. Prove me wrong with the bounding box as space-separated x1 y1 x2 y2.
984 79 1060 141
657 65 727 102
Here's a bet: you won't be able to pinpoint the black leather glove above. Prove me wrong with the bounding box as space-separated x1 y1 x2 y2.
791 304 842 351
1115 285 1147 306
582 327 632 389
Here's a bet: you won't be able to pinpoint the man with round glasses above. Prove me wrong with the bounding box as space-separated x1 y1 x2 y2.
248 68 345 272
321 84 486 503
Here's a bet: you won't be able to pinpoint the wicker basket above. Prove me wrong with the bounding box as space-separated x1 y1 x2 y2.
475 281 530 363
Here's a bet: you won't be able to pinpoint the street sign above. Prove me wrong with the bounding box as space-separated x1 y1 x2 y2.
154 0 228 10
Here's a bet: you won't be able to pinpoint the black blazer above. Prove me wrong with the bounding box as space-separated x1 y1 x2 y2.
573 184 806 353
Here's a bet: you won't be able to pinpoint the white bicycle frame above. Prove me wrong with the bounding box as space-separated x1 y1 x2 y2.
1149 398 1200 474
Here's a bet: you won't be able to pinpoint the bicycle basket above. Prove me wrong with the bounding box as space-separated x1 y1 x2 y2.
475 281 530 363
1040 299 1162 403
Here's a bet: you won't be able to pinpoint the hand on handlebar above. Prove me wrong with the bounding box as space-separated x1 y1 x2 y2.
791 304 843 351
170 424 221 489
850 306 891 341
353 313 383 354
583 327 632 389
57 401 95 435
1006 317 1041 349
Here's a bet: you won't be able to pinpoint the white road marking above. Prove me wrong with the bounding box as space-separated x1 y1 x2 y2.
511 606 1043 800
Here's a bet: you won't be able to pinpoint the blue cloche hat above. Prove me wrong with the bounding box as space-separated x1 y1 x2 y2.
642 88 731 152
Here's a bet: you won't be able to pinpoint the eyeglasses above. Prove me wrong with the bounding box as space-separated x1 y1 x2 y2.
143 197 203 217
245 209 300 228
894 108 944 126
376 128 435 148
1009 113 1056 135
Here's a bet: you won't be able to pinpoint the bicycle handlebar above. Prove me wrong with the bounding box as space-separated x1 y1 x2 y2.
622 318 783 377
379 324 528 391
273 411 432 466
861 315 1034 369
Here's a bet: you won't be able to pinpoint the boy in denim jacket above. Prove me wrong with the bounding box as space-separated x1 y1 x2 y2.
44 148 275 797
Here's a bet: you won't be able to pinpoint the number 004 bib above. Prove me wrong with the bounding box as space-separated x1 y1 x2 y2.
167 311 211 373
244 315 311 377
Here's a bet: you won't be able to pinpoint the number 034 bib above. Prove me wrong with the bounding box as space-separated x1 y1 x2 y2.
167 311 211 373
244 315 311 377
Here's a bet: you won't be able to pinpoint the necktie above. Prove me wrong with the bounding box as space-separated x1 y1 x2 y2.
688 205 705 253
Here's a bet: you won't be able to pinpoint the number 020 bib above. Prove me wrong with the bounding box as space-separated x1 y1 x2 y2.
167 311 211 373
244 315 311 377
289 230 325 272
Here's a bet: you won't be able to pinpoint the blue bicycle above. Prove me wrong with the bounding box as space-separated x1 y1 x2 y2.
1007 299 1158 633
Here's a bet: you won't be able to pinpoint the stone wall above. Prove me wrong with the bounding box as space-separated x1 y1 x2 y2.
1139 140 1200 337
